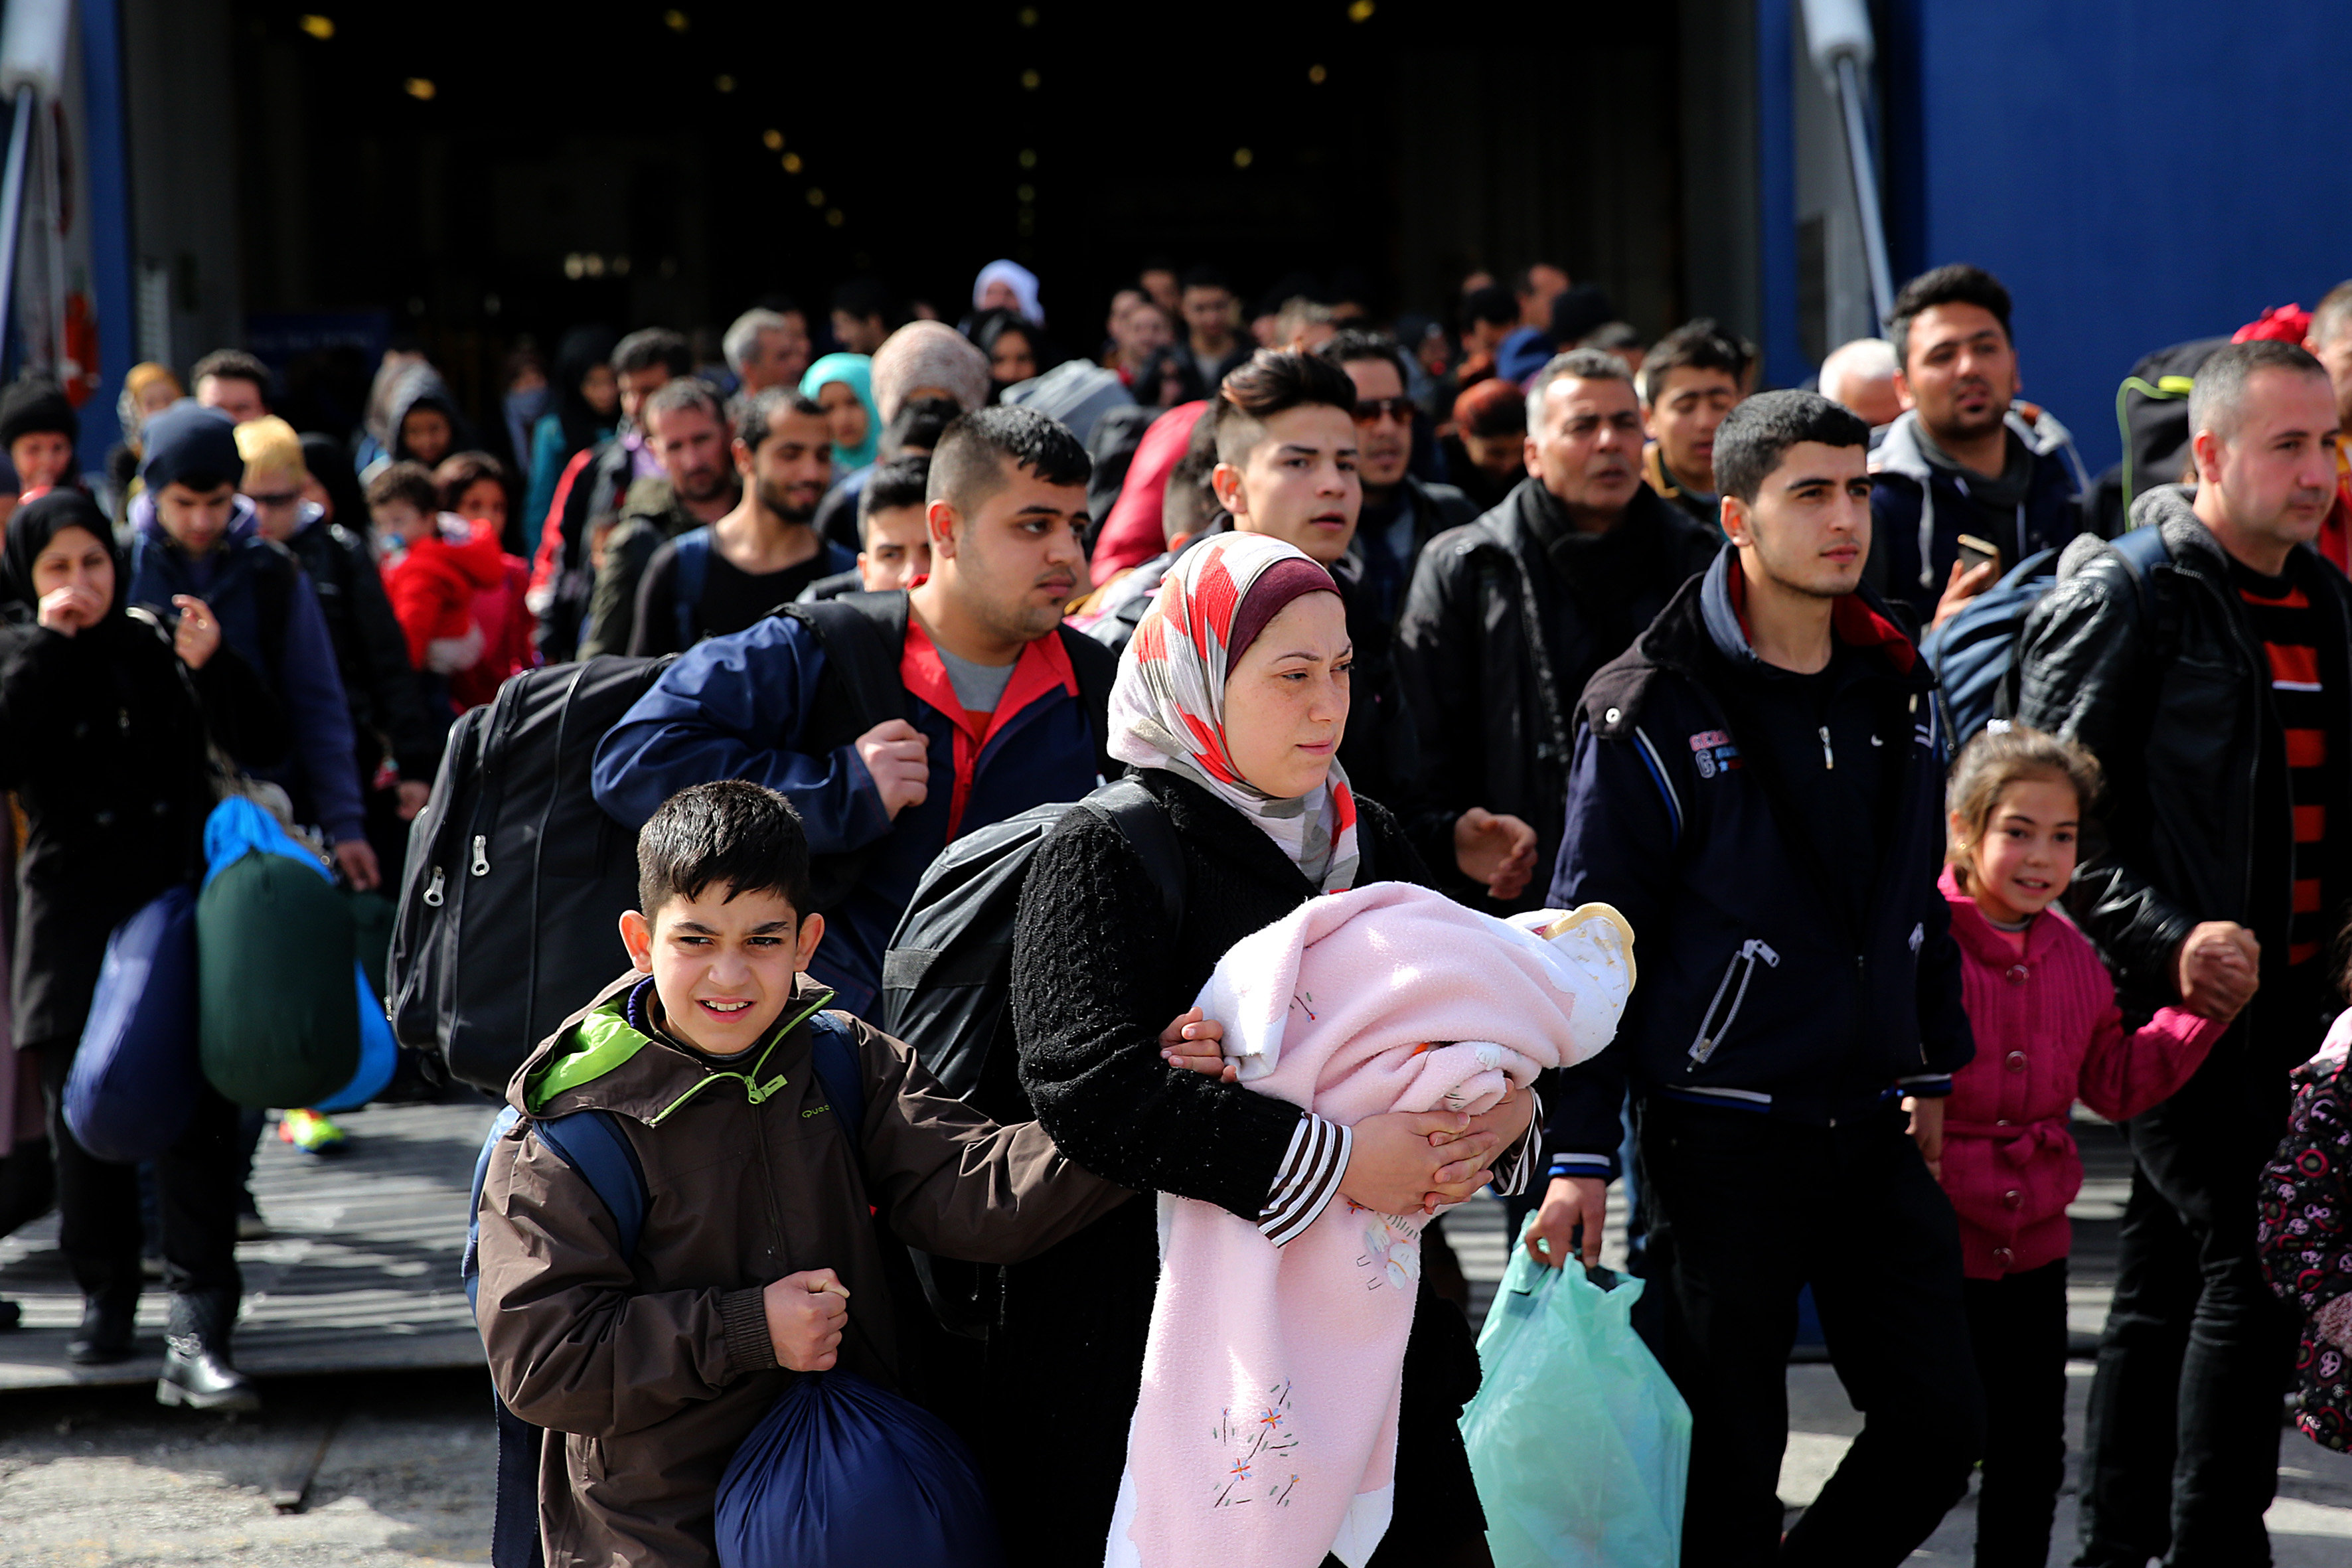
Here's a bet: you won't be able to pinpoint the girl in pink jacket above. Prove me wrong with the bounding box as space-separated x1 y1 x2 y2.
1932 725 2237 1567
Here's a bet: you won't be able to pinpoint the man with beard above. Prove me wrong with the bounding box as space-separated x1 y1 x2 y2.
593 406 1116 1019
628 390 854 655
580 378 744 657
1869 264 2086 625
1398 348 1723 910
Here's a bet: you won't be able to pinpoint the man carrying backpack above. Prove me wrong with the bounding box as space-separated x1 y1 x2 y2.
2015 340 2349 1567
593 406 1113 1019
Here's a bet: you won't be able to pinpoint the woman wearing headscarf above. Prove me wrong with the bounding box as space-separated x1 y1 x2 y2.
868 319 992 428
997 532 1538 1565
522 325 620 547
0 490 283 1404
798 352 880 477
971 257 1044 329
969 308 1040 400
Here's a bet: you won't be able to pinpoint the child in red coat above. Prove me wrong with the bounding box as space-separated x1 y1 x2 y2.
368 461 505 716
1928 725 2242 1566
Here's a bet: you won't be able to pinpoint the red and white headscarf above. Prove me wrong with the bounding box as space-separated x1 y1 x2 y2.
1109 533 1362 893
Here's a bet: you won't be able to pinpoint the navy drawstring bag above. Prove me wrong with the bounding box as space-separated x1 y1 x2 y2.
713 1370 1004 1568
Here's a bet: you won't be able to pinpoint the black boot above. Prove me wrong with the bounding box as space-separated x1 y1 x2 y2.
157 1291 257 1411
68 1293 137 1364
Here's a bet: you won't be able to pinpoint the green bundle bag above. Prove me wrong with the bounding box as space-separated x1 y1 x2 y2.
1460 1218 1692 1568
196 804 360 1109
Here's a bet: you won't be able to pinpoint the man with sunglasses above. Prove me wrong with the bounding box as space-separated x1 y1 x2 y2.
1397 348 1724 913
1316 329 1476 624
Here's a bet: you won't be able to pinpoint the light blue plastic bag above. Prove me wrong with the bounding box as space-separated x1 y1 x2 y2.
1460 1221 1691 1567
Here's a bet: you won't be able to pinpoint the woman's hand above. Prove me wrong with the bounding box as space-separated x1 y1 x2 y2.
1902 1093 1945 1180
1159 1006 1235 1081
171 595 220 669
1453 807 1539 902
1340 1110 1502 1215
35 582 104 635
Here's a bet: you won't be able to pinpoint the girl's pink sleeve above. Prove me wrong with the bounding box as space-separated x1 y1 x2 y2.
2077 994 2229 1123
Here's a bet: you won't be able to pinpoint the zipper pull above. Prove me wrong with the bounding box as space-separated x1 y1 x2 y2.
422 867 445 907
470 834 491 877
1819 726 1835 770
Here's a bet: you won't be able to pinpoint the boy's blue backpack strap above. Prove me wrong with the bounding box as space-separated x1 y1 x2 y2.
463 1103 650 1568
463 1105 649 1299
806 1010 867 1142
672 526 714 650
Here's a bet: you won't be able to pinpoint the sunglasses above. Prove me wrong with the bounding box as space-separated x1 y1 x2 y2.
1353 396 1413 426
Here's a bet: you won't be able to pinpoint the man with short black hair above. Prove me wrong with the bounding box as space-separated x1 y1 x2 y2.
1531 389 1980 1564
594 406 1117 1019
2015 339 2351 1567
1515 262 1570 329
830 280 894 356
1171 266 1247 398
722 306 811 398
581 377 743 657
1638 320 1749 529
629 389 853 655
125 404 375 888
1871 263 2086 625
1316 329 1476 621
1398 348 1723 909
193 350 272 425
1459 283 1520 362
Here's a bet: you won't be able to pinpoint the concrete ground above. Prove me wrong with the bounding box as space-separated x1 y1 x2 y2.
1 1111 2347 1565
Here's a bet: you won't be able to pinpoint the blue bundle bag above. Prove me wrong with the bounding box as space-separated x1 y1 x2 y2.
713 1370 1003 1568
65 885 204 1162
1459 1221 1692 1568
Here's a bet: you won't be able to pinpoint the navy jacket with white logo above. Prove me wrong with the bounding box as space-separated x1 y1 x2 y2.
1543 550 1974 1177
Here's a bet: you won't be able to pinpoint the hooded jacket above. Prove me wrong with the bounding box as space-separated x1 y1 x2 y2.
1868 405 2087 622
475 971 1129 1568
123 492 367 842
2013 485 2352 1058
277 501 440 780
382 514 507 667
380 366 474 468
1542 551 1972 1170
1395 475 1723 908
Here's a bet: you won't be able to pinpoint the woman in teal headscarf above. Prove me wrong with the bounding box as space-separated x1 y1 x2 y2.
799 353 880 477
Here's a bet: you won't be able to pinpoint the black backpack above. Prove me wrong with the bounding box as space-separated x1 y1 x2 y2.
388 597 912 1094
877 775 1185 1338
879 775 1184 1111
387 655 678 1093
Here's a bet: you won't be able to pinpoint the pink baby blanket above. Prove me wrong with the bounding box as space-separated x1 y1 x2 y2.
1107 882 1636 1568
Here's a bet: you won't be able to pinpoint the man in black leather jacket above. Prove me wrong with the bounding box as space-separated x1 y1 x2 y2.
1396 348 1722 911
2014 340 2350 1568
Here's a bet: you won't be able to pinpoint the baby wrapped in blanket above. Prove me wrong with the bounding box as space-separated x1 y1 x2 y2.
1106 880 1636 1568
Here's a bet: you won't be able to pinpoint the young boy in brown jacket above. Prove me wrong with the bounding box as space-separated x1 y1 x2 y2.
472 779 1132 1567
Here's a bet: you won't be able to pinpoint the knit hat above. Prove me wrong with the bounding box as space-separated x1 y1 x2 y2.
0 378 78 451
870 321 991 424
138 403 242 494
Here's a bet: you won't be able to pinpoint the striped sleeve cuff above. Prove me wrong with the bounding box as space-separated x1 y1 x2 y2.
1488 1090 1545 1197
1897 1073 1954 1098
1259 1114 1352 1246
1547 1151 1615 1180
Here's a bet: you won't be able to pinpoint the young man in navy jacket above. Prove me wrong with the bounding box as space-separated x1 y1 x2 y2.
1528 391 1982 1565
593 406 1113 1018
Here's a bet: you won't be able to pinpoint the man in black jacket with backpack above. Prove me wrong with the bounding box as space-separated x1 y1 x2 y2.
593 406 1115 1020
2015 339 2350 1567
1528 392 1980 1566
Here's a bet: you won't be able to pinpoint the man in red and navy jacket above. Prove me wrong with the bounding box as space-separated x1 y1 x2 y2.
1527 391 1980 1566
594 408 1113 1018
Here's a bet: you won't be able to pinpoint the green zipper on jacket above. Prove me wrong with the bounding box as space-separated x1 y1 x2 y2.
525 990 834 1119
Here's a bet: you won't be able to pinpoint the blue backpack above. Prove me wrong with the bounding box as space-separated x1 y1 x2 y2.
463 1011 868 1568
1921 527 2172 745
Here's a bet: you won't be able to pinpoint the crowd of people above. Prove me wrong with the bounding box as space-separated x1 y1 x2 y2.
3 246 2352 1568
